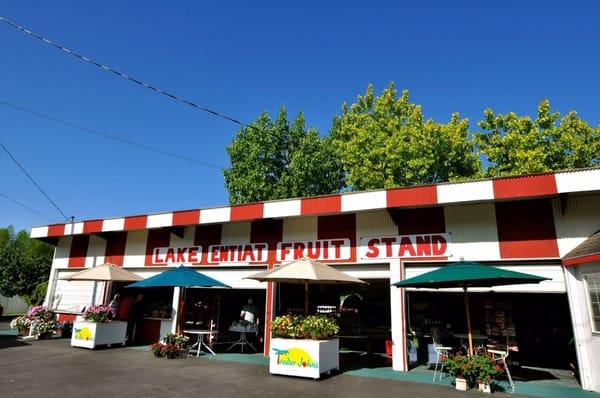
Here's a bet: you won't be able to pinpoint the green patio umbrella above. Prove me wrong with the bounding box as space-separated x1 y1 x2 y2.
392 261 549 355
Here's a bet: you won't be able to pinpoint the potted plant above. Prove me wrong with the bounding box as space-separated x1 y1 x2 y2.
150 333 190 359
10 316 32 336
21 306 58 339
443 353 472 391
471 353 504 393
71 305 127 349
269 314 340 379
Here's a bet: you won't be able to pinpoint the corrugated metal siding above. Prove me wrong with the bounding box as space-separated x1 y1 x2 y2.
52 278 106 312
53 236 72 268
356 210 397 265
221 221 251 245
552 194 600 257
444 203 501 260
282 216 317 241
123 230 148 268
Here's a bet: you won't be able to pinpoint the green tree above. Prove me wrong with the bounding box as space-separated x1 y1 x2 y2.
224 107 345 204
329 83 481 190
474 100 600 177
0 226 53 305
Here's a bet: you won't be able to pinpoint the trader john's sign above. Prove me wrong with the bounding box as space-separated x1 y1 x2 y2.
151 233 451 266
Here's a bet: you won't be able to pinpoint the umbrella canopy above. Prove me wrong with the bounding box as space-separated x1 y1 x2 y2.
65 263 143 282
392 261 548 355
392 261 548 289
126 265 230 288
246 258 367 285
246 258 366 315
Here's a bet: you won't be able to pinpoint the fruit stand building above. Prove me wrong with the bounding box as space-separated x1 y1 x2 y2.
32 167 600 392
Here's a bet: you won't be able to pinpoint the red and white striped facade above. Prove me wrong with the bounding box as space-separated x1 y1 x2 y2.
33 168 600 377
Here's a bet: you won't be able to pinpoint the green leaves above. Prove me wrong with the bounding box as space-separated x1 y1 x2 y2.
474 99 600 177
223 107 344 204
0 226 53 301
330 83 481 190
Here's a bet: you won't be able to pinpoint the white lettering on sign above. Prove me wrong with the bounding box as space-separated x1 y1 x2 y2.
153 246 202 265
208 243 268 264
276 239 351 262
359 233 452 259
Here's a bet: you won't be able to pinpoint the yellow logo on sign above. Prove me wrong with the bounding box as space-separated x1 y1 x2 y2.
74 327 93 340
273 347 318 368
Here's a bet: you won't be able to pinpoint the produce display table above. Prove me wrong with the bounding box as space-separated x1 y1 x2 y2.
71 320 127 349
270 338 339 379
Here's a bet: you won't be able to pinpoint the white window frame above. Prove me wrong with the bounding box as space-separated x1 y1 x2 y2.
584 273 600 334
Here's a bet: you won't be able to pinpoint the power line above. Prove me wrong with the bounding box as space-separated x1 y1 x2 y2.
0 140 69 220
0 191 56 223
0 99 225 169
0 15 259 132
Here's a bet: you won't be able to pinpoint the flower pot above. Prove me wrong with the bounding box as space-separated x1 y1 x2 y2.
455 377 468 391
478 382 492 394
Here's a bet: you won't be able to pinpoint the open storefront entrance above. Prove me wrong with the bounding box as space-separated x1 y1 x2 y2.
406 291 577 382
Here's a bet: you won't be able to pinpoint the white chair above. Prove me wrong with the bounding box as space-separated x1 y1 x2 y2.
488 348 515 392
432 339 452 382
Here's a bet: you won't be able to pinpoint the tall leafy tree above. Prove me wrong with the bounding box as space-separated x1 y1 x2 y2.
224 108 345 204
474 100 600 177
329 83 481 190
0 226 54 305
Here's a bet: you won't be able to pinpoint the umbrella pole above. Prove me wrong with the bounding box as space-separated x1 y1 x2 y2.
463 287 473 356
304 282 309 316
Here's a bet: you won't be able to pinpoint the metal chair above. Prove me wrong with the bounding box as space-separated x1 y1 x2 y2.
432 338 452 382
488 348 515 392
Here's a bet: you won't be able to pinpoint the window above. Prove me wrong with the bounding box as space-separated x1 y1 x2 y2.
585 274 600 333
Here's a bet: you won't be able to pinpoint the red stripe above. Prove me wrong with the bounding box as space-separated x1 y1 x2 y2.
47 224 65 237
104 232 127 266
396 207 445 235
194 224 222 264
145 229 172 266
317 214 356 262
301 195 341 215
493 174 558 199
563 253 600 266
264 281 274 357
57 313 77 322
230 203 263 221
172 210 200 226
68 235 90 268
124 215 148 230
495 199 559 258
387 185 437 207
251 219 283 266
83 220 103 234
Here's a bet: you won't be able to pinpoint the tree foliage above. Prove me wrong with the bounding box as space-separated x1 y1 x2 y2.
0 226 53 303
474 100 600 177
223 108 345 204
329 83 481 190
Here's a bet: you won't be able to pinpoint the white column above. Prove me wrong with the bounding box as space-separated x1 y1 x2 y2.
170 287 181 333
390 259 407 371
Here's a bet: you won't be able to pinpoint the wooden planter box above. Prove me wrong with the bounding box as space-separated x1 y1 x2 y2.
71 321 127 349
269 338 339 379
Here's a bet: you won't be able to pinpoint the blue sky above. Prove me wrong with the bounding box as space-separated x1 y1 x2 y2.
1 1 599 232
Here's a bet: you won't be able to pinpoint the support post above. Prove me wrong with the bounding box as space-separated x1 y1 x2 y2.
390 259 407 371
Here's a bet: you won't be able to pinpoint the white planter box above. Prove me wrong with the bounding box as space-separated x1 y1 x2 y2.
71 321 127 349
269 338 339 379
455 377 468 391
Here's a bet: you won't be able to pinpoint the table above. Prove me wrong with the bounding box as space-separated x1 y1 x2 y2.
453 333 488 351
227 325 257 353
183 329 218 356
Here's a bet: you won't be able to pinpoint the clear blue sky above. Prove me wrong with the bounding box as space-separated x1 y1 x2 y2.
1 1 599 232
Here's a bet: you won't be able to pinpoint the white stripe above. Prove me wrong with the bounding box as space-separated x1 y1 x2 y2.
555 169 600 193
146 213 173 228
30 226 49 238
200 207 231 224
437 181 494 204
341 191 386 212
102 218 125 232
263 199 301 218
72 222 84 235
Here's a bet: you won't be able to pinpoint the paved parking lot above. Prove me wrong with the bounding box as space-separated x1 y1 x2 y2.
0 335 520 398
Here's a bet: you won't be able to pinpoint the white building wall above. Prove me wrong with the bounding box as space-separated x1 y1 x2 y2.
444 203 501 261
356 210 397 265
564 262 600 392
552 194 600 257
53 236 72 268
282 216 317 242
84 235 106 267
123 230 148 267
221 222 252 245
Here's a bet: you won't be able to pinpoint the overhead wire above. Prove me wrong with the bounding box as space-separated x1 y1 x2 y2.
0 140 69 220
0 15 260 132
0 99 225 169
0 191 57 223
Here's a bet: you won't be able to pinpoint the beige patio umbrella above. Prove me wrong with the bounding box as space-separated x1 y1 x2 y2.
64 263 143 282
245 258 367 315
